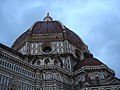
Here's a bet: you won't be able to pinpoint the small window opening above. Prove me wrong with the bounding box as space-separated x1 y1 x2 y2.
43 46 52 53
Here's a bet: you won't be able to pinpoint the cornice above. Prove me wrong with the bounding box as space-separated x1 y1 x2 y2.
73 65 115 75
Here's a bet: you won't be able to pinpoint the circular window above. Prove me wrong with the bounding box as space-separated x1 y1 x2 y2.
40 43 54 54
43 46 52 53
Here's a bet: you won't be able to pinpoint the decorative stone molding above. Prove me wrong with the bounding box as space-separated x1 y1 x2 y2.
89 72 105 80
75 76 85 85
9 77 19 90
73 65 115 76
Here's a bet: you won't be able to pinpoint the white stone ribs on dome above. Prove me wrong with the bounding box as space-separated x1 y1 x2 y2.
29 20 65 32
54 20 65 29
29 21 40 31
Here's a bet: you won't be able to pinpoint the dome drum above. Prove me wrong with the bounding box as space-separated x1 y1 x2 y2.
1 14 120 90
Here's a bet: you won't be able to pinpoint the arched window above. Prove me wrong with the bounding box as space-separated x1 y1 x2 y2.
78 81 83 88
56 74 60 80
10 84 18 90
63 77 69 84
95 77 100 85
44 59 50 65
37 61 41 65
89 72 104 80
45 73 53 80
54 60 58 65
58 58 63 67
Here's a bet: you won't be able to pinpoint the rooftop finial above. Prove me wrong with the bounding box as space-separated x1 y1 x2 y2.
43 13 53 22
47 13 49 16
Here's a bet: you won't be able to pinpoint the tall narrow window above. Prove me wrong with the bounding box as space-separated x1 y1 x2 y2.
54 60 58 65
10 84 18 90
95 77 100 85
78 81 83 89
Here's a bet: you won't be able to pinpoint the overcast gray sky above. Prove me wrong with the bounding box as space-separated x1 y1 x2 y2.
0 0 120 78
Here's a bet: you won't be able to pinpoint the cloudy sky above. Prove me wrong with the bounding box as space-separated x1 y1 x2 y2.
0 0 120 78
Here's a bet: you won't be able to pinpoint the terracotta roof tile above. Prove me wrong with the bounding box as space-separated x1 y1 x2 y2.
74 57 103 71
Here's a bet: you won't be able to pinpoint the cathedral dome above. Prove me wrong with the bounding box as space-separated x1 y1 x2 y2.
12 14 86 51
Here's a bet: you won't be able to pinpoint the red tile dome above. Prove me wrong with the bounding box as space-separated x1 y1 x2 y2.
12 14 85 50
